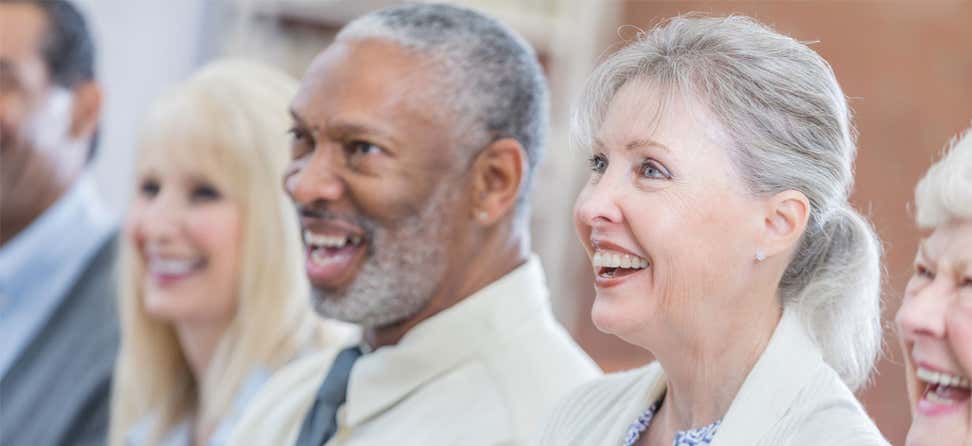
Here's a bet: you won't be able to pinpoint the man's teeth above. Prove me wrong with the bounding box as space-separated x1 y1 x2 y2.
592 250 649 269
304 231 361 248
917 366 972 389
149 258 201 275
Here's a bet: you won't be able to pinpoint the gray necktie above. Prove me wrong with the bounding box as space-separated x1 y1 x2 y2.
295 346 362 446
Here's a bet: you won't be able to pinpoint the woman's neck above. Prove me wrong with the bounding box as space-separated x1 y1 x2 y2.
174 319 231 446
645 302 782 444
174 320 229 386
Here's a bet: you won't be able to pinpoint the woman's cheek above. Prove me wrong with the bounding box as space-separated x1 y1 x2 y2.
947 306 972 377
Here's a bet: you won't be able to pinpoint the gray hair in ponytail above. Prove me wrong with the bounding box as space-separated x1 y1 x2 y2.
574 15 883 390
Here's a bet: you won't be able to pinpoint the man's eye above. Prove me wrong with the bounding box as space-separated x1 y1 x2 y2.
346 141 383 157
139 179 160 198
190 183 221 202
288 127 310 142
588 154 607 174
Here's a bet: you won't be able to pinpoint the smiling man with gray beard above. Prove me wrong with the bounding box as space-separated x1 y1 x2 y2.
225 3 600 446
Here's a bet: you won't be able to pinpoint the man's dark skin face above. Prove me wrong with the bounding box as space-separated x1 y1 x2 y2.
0 3 101 245
286 38 529 348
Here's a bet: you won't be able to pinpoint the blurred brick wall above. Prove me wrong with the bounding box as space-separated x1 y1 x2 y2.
568 2 972 444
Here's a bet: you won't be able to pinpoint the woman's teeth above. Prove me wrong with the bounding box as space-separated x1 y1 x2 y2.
917 367 971 389
304 230 362 249
592 250 649 269
148 258 202 275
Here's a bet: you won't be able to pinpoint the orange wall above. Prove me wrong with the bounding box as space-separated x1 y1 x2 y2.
568 2 972 444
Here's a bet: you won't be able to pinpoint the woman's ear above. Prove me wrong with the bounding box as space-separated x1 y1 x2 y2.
759 190 810 258
468 137 526 225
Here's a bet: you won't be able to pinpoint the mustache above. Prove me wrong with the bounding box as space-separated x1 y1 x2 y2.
295 204 378 234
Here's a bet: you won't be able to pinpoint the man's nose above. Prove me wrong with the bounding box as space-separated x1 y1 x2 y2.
285 147 347 207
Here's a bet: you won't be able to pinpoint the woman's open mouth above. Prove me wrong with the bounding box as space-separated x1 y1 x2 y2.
592 249 649 285
916 365 971 417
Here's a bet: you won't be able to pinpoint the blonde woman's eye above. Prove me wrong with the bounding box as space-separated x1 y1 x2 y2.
191 184 221 202
139 179 160 198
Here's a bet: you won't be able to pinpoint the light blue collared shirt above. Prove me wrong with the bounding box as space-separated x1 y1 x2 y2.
0 174 117 378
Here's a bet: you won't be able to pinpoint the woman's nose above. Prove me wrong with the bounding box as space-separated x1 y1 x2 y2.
574 172 625 228
897 280 950 341
136 190 183 244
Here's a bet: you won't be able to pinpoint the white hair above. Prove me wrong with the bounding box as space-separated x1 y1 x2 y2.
576 15 883 390
335 3 548 215
915 125 972 228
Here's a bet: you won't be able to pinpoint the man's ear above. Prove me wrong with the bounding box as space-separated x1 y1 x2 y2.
468 138 526 225
759 189 810 259
69 81 102 140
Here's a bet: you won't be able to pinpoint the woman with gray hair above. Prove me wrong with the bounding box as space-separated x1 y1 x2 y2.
897 125 972 446
540 15 888 445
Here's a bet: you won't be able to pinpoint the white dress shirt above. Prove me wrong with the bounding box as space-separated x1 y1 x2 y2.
228 255 601 446
539 309 890 446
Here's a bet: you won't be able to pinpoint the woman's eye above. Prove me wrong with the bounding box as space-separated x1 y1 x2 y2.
639 159 671 179
139 179 160 198
915 264 934 280
190 183 221 202
962 277 972 288
588 154 607 174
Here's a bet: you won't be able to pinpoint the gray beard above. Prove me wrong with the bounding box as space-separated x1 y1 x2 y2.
309 183 457 328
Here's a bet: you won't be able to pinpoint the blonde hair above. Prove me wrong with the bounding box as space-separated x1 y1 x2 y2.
915 124 972 228
109 60 325 445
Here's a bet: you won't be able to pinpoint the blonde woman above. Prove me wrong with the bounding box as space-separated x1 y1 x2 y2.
897 125 972 446
109 60 351 446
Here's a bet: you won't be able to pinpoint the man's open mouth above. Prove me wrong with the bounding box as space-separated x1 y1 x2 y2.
303 228 368 288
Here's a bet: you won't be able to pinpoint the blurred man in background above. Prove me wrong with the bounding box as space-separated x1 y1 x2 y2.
0 1 118 444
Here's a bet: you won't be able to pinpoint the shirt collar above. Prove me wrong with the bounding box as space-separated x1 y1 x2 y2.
708 309 823 446
0 174 116 300
344 255 550 426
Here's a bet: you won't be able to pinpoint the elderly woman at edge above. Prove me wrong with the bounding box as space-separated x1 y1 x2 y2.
540 15 889 446
897 125 972 446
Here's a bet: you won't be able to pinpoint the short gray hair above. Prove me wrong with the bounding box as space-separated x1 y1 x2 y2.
915 125 972 228
576 15 883 390
337 3 549 208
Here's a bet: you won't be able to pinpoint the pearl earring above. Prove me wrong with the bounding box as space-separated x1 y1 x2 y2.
477 211 488 221
755 249 766 262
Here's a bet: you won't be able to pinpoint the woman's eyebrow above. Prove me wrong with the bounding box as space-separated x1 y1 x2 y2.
592 137 670 153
